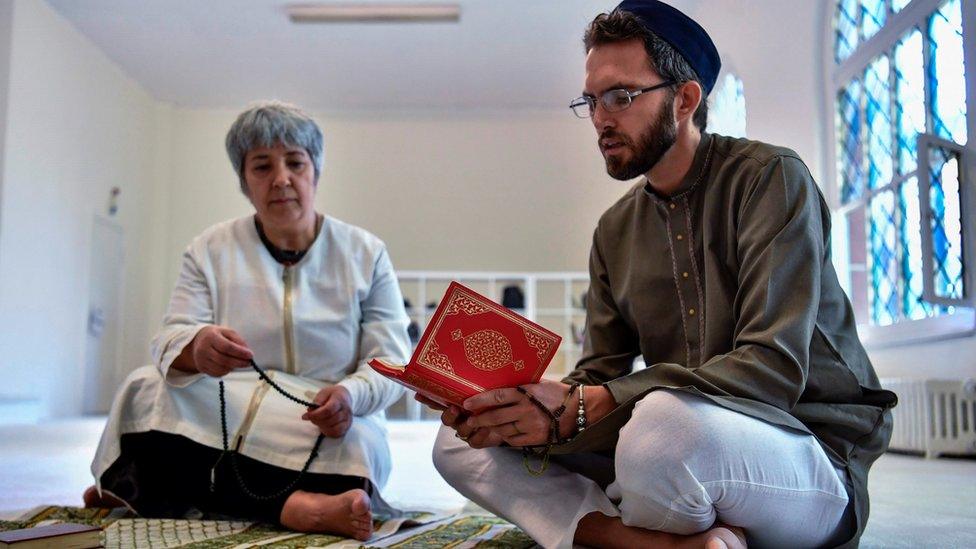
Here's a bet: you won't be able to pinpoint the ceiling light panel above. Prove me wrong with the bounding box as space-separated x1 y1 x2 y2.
287 3 461 23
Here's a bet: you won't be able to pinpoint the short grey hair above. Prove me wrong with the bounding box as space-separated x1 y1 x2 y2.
225 101 324 193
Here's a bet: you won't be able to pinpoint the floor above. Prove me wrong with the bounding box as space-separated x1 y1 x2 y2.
1 418 974 547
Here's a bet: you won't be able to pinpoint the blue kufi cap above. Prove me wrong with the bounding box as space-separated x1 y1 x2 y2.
615 0 721 94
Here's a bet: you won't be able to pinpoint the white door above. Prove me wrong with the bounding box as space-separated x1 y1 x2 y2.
82 215 124 414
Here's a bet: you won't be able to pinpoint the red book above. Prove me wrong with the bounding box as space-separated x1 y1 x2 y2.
0 523 101 548
371 281 561 407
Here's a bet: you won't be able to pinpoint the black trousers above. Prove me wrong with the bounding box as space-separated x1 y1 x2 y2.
99 430 371 524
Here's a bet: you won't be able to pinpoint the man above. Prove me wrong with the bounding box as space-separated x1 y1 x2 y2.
427 1 895 547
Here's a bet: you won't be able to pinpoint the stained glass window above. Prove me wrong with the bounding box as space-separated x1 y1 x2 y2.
894 30 925 175
861 0 887 41
837 80 863 204
832 0 971 328
865 56 893 190
707 73 747 138
928 0 967 144
869 191 900 325
926 147 965 300
899 177 937 319
836 0 859 63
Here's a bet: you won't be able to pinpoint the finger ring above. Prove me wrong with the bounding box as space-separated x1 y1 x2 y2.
455 432 470 442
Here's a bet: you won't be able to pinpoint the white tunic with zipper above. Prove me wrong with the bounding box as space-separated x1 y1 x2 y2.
91 214 411 502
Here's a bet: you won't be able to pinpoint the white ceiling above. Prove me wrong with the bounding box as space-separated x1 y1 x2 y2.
45 0 701 113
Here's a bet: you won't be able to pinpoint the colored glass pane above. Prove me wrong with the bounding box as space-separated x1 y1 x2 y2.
894 29 925 175
928 0 968 144
836 0 859 62
927 147 965 299
898 178 939 319
707 73 747 138
865 55 893 190
869 191 899 325
861 0 887 41
837 80 863 204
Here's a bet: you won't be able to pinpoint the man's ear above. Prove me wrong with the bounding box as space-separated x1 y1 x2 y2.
674 81 703 124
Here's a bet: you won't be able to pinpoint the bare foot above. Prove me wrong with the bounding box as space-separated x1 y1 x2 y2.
279 489 372 541
704 525 747 549
82 485 125 508
576 512 747 548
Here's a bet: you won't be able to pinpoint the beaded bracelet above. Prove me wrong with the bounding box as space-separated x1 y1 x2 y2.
516 383 580 476
576 385 587 435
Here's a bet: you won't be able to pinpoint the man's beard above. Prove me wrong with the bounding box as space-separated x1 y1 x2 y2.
602 100 678 181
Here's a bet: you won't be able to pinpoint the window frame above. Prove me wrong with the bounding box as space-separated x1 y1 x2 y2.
822 0 976 349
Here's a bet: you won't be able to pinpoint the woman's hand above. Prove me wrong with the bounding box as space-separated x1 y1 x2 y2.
174 325 253 377
303 385 354 438
415 394 504 449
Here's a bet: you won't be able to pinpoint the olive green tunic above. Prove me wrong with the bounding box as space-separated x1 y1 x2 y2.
560 132 896 547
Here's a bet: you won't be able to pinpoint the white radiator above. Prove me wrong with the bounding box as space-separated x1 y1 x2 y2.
881 378 976 458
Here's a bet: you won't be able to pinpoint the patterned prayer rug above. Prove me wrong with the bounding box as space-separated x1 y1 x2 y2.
0 506 536 548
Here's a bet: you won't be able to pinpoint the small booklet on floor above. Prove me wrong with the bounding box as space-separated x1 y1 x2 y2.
0 523 101 548
370 281 562 407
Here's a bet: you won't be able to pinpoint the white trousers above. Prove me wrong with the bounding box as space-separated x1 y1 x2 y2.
433 389 851 549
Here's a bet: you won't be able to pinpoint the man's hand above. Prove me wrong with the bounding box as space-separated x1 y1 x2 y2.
303 385 354 438
463 379 576 447
415 394 504 448
179 325 253 377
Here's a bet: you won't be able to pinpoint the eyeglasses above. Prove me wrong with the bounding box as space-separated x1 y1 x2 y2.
569 81 676 118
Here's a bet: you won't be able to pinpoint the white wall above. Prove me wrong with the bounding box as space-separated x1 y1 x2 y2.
0 0 161 418
868 337 976 379
0 0 12 256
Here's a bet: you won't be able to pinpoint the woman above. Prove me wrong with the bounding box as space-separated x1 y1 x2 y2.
84 101 411 541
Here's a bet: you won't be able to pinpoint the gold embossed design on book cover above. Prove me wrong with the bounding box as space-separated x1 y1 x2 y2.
452 329 525 372
419 340 454 374
523 327 555 366
445 294 490 316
